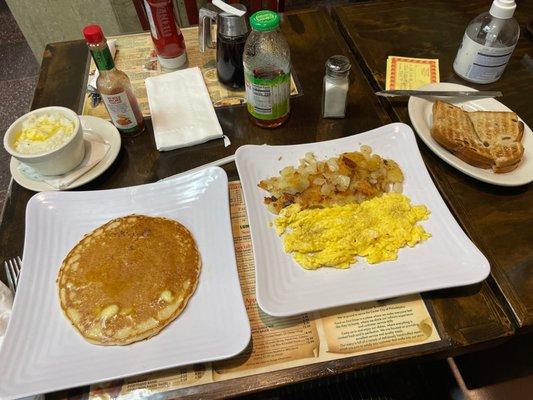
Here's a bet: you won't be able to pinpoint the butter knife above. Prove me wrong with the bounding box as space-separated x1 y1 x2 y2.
376 90 503 98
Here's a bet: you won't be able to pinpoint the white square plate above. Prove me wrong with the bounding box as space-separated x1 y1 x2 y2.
0 167 250 399
408 82 533 187
236 123 490 317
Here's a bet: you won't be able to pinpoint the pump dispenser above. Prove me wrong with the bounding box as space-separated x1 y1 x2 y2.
453 0 519 84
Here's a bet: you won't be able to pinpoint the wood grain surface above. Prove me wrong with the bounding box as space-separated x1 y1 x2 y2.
333 0 533 329
0 7 516 399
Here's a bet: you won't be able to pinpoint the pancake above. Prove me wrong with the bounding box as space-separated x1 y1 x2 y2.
57 215 201 345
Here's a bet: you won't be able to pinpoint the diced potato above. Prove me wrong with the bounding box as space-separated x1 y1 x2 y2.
258 145 404 214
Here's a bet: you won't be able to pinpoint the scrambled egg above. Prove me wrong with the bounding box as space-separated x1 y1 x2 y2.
274 193 430 269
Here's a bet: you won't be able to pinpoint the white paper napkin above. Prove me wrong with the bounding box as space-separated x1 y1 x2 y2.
145 67 224 151
1 282 43 400
18 138 110 190
0 281 13 348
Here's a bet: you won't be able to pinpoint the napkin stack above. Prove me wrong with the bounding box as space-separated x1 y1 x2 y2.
1 281 43 400
0 281 13 348
145 67 224 151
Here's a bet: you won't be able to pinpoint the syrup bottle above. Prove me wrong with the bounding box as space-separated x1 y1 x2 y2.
83 24 145 136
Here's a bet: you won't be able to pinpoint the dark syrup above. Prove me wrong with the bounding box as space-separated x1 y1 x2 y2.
216 34 247 89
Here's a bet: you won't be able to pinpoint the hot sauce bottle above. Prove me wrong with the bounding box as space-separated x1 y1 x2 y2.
83 24 145 136
144 0 187 69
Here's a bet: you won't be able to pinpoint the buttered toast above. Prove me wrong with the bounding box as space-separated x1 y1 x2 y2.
431 101 524 173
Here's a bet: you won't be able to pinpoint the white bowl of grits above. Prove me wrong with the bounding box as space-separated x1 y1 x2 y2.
4 107 85 176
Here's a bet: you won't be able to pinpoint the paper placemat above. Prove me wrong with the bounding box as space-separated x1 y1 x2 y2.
385 56 440 90
82 28 299 118
87 181 441 399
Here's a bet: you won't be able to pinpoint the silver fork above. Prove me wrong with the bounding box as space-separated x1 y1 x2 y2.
4 256 22 294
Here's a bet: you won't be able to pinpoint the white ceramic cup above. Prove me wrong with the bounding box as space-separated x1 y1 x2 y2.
3 106 85 176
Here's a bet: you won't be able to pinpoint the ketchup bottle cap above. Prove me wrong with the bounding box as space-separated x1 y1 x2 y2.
83 24 104 44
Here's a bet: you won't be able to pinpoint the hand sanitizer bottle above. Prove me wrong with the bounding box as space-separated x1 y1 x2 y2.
453 0 519 84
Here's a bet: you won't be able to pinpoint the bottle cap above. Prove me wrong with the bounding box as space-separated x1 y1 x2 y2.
326 55 351 77
83 24 104 44
490 0 516 19
250 10 280 31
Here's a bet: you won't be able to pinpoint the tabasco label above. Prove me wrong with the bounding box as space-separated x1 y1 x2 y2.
101 91 139 133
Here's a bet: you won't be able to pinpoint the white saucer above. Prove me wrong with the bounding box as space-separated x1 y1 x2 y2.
408 82 533 187
10 116 121 191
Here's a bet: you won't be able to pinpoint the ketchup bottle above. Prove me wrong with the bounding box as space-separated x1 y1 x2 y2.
144 0 187 69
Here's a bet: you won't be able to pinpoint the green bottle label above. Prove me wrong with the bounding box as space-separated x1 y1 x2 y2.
244 67 290 120
91 47 115 71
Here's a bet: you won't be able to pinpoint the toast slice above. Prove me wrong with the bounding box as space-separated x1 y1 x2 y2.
430 101 525 173
430 101 493 169
467 111 524 173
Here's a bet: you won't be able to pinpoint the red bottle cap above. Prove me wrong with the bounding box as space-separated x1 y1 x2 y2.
83 24 104 44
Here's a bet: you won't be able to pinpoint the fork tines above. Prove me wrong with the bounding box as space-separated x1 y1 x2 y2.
4 256 22 293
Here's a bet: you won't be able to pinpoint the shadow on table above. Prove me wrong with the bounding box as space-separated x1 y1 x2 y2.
241 358 461 400
451 333 533 391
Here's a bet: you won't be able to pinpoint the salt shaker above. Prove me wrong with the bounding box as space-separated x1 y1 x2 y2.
322 55 351 118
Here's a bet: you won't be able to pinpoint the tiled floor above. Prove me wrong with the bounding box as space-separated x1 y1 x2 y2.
0 0 39 212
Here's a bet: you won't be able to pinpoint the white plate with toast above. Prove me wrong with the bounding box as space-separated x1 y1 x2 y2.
408 82 533 186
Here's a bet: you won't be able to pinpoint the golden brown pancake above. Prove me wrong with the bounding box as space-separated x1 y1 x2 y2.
57 215 201 345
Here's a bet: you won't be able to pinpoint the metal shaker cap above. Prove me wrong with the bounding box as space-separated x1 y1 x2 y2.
326 55 351 77
218 4 249 38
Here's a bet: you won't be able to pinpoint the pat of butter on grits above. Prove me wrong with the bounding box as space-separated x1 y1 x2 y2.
14 113 75 154
274 193 430 269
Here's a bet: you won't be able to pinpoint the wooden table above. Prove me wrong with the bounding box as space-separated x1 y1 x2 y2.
0 7 517 400
333 0 533 331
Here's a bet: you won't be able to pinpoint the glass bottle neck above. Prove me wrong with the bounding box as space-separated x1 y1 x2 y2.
90 44 115 72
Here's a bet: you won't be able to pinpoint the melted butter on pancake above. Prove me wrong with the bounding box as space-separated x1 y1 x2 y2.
57 215 201 345
99 304 119 319
160 290 174 303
